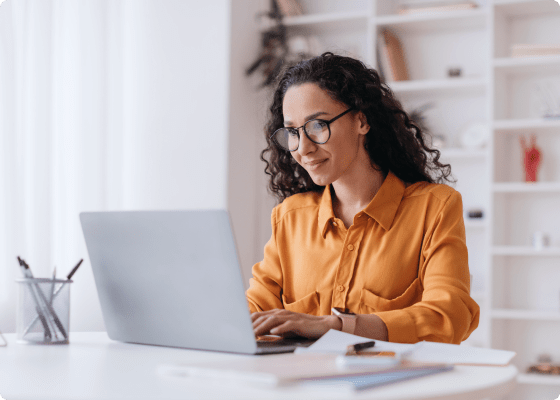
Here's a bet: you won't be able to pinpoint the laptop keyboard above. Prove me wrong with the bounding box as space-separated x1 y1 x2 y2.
255 336 316 354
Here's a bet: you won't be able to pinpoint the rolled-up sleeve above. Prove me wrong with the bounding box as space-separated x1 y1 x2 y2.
246 207 284 313
375 191 480 344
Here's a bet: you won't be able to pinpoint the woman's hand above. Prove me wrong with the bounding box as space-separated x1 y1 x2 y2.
251 309 342 339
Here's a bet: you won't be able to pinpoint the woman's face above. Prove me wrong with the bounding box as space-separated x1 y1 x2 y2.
282 83 370 187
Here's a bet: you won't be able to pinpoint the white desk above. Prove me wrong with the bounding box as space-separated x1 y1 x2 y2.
0 332 517 400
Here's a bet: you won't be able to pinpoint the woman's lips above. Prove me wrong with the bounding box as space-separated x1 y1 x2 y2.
305 159 327 170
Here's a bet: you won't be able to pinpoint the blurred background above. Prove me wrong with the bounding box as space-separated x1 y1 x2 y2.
1 1 560 398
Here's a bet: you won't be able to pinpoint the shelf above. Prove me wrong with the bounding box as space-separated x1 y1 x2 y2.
493 118 560 132
282 11 369 28
494 56 560 75
517 373 560 386
492 182 560 193
439 148 488 159
464 219 487 228
492 309 560 321
387 77 487 96
493 0 560 17
375 8 487 32
492 246 560 256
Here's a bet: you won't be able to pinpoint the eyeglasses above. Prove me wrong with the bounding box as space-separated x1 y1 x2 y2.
271 107 354 152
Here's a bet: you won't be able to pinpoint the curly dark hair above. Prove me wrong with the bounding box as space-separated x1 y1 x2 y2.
260 52 455 203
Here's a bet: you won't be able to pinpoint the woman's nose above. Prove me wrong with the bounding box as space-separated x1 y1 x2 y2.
297 128 316 156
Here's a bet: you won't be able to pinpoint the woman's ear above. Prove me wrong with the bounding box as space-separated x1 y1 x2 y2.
356 111 370 135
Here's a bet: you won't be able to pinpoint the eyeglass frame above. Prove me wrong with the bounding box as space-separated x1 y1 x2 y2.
271 107 355 152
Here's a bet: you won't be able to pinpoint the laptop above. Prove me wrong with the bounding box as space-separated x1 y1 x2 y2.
79 210 315 355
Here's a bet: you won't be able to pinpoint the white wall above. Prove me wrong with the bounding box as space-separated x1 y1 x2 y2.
121 0 231 211
227 0 273 285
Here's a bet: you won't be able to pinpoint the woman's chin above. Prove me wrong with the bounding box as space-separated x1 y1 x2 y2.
308 173 333 187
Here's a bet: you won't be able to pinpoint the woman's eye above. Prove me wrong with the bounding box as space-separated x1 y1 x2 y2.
309 121 326 131
288 130 298 137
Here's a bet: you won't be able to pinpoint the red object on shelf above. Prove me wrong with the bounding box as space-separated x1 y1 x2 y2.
520 134 542 182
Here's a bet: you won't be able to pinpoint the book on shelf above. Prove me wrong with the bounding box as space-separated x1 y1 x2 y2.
398 1 478 15
378 29 410 82
275 0 303 17
511 44 560 58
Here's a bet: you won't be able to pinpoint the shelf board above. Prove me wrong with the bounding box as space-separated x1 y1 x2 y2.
375 8 487 32
494 56 560 75
282 11 369 29
493 117 560 132
464 219 487 228
492 182 560 193
492 309 560 321
517 373 560 386
438 148 488 159
492 246 560 256
493 0 560 17
387 77 487 96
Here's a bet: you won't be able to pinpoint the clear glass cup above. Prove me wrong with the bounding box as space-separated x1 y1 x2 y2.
16 278 72 344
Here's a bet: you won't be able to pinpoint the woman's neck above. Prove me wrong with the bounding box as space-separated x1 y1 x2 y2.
331 151 386 224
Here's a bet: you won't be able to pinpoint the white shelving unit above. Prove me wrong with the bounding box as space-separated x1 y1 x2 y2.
257 1 560 398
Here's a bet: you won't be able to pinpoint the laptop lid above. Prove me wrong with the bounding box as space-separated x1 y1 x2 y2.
79 210 259 354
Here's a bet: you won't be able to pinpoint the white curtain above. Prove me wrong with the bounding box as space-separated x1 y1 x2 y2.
0 0 123 332
0 0 233 334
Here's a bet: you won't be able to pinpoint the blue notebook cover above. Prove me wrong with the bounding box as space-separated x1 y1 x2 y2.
310 364 454 390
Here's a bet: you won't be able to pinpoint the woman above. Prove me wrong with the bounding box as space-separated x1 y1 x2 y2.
246 52 479 344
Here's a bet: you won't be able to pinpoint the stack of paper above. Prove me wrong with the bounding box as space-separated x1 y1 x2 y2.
159 353 453 391
157 330 515 391
298 330 516 366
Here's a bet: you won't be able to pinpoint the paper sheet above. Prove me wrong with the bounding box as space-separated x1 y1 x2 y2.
294 329 418 356
295 329 516 366
406 341 516 366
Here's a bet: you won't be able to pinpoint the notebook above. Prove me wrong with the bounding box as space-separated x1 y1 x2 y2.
158 353 453 389
80 210 315 355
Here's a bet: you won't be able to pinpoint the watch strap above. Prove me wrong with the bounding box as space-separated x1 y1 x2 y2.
332 307 357 334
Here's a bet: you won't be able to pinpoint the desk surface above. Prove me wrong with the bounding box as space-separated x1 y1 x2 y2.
0 332 517 400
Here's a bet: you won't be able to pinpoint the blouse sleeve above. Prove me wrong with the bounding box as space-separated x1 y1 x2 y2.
245 206 284 313
374 190 480 344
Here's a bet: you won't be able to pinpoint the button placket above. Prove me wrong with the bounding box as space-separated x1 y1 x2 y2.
331 224 366 309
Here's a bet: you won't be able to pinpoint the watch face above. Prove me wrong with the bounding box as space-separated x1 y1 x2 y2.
333 307 356 315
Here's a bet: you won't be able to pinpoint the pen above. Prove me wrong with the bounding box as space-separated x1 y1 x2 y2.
19 257 67 340
22 258 83 336
17 257 52 340
49 266 56 306
66 259 83 280
346 340 376 356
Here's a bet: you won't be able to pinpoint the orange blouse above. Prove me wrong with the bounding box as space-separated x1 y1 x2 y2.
246 171 480 344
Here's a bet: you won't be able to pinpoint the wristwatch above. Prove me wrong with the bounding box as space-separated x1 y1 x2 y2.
331 307 357 334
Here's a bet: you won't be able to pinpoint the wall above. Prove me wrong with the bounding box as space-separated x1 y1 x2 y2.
227 0 273 285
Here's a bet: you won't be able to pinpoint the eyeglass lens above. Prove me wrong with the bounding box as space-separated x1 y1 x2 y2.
274 119 329 151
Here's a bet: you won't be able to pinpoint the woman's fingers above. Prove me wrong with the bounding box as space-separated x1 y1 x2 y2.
270 320 299 336
253 311 291 336
251 310 331 339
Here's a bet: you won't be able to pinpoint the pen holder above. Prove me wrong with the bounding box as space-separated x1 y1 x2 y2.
16 278 72 345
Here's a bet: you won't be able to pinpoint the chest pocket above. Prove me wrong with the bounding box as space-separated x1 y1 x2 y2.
359 278 423 313
282 291 320 316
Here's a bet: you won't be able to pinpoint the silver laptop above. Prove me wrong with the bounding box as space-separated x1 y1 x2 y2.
79 210 314 355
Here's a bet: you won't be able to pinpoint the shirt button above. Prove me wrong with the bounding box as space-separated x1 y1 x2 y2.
347 244 354 251
337 285 344 292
